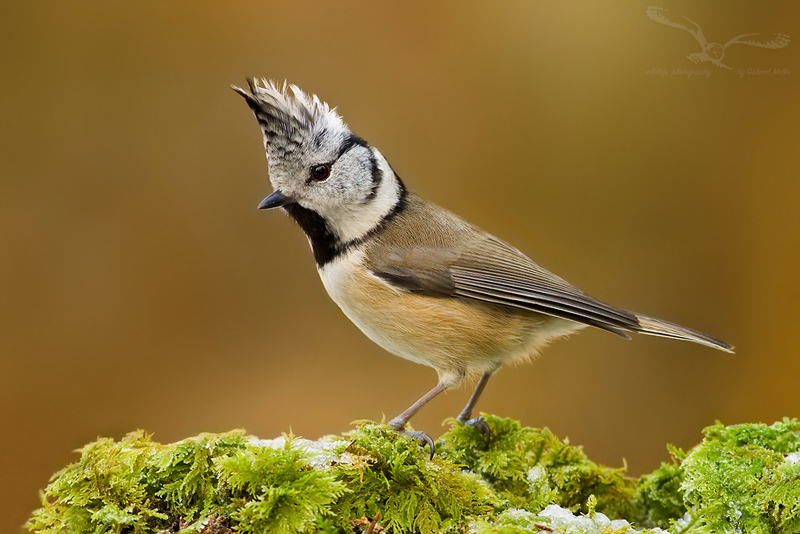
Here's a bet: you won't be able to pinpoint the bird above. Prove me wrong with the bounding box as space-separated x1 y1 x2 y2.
232 79 733 455
646 6 790 70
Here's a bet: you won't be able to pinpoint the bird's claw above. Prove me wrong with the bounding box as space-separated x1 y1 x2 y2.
394 429 435 459
404 430 436 459
458 415 491 448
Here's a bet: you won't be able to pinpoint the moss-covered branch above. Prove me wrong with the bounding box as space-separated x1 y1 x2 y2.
26 416 800 534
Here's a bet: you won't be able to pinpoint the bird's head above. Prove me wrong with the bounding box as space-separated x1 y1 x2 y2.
233 79 404 256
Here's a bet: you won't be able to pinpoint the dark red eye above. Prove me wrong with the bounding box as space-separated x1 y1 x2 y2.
311 164 330 181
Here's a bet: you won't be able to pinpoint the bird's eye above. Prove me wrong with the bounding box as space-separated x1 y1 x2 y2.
310 164 331 181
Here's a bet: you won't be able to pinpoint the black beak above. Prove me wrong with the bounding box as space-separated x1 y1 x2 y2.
258 190 293 210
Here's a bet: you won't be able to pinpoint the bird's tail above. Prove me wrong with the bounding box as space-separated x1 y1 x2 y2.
634 314 734 353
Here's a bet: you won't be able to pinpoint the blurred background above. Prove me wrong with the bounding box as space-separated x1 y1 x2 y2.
1 1 798 530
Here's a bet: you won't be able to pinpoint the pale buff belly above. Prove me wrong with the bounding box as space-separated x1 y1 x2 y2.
318 251 582 387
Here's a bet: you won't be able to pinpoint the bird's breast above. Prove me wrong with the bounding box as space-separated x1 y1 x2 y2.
317 249 577 386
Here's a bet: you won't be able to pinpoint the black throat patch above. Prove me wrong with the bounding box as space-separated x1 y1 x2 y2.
282 178 408 268
282 203 341 267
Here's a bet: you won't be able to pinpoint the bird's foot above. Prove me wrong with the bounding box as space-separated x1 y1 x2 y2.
389 420 435 459
457 415 491 448
399 430 435 459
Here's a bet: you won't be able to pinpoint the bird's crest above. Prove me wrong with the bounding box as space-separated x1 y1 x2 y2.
231 79 347 167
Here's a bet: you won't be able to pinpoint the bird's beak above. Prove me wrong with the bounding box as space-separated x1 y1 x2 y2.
258 190 293 210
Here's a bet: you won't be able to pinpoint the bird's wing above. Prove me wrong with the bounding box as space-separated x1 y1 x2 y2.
364 193 732 352
724 32 791 49
646 7 708 47
368 234 639 338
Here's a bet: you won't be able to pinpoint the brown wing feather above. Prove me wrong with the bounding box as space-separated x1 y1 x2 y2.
364 192 732 352
449 237 639 337
365 193 638 337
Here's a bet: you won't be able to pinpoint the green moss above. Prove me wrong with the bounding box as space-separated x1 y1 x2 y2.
215 440 347 534
632 445 687 529
677 419 800 534
26 430 344 534
328 423 494 533
26 417 800 534
631 419 800 533
437 414 636 518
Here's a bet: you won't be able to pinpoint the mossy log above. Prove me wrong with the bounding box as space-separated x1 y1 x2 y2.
27 416 800 534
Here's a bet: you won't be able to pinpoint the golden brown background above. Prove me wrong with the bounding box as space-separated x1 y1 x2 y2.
2 1 799 531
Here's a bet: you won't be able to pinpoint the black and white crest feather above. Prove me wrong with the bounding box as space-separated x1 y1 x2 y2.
231 79 348 173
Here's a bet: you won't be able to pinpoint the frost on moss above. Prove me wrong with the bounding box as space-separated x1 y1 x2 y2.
26 417 800 534
674 419 800 534
632 418 800 533
437 415 636 518
26 430 346 534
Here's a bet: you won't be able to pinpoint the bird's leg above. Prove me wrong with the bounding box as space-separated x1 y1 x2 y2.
389 382 448 458
456 371 495 446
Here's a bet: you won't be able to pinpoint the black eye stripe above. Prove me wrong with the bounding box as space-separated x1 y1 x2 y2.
336 134 369 161
307 134 370 184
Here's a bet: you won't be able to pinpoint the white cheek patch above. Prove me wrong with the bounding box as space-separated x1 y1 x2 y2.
323 149 401 244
